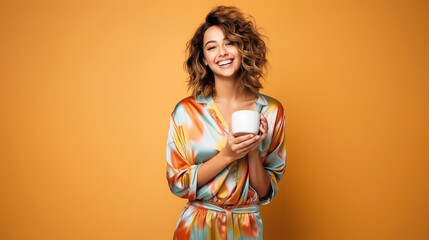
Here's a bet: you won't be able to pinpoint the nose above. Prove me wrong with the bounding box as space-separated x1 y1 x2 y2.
218 45 229 57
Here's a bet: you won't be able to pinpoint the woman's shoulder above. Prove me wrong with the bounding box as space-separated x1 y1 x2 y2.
259 93 284 111
171 95 205 118
175 95 196 106
259 94 286 124
172 95 201 109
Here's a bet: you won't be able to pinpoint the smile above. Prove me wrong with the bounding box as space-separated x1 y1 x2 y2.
217 59 233 68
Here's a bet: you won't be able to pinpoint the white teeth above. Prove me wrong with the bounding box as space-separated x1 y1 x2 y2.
218 60 232 66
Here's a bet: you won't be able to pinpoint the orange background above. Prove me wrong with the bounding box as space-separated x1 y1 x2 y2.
1 0 428 239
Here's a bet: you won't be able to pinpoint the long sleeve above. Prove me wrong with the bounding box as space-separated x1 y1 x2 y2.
166 109 201 201
259 102 287 205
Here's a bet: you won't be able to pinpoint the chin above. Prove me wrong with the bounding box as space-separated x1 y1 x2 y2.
215 73 238 79
215 69 240 78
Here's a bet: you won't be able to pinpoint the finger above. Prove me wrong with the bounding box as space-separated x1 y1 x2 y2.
248 138 262 149
261 114 268 127
237 140 261 154
257 125 268 142
260 123 267 135
233 133 255 144
260 113 267 122
231 135 257 151
235 135 260 149
261 116 268 125
261 117 268 128
257 124 263 136
261 123 268 136
259 123 265 131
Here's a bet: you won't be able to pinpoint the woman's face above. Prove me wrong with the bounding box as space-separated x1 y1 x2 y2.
202 25 242 80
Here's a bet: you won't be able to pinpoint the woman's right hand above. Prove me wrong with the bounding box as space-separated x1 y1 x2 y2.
221 130 261 163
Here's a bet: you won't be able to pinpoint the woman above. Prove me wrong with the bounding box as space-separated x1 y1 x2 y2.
166 5 286 239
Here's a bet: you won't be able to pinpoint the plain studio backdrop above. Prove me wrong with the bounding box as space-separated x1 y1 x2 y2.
0 0 428 239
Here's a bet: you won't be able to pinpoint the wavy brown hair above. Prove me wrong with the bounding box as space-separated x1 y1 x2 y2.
184 6 269 98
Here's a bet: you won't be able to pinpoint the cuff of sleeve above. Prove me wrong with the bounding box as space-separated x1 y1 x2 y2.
188 164 202 201
259 171 278 205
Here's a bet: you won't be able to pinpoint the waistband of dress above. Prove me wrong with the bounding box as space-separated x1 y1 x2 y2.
187 201 260 214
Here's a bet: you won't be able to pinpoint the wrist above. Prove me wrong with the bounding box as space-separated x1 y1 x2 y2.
248 149 259 158
219 150 234 164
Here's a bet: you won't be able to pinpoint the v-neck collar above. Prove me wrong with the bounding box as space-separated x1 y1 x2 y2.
195 93 268 134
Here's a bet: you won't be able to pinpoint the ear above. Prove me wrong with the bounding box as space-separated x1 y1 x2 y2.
203 57 208 66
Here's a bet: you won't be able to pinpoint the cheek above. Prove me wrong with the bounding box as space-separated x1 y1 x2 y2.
233 49 242 60
235 54 242 65
204 53 216 63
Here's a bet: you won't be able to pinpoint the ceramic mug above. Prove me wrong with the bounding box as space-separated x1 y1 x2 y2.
231 110 260 136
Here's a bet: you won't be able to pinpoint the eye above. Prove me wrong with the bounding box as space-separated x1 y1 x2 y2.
226 42 234 46
207 46 216 50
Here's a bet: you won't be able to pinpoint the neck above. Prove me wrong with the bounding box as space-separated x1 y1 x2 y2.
213 76 255 103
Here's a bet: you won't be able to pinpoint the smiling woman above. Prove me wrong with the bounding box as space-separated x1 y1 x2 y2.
166 5 287 240
184 6 268 99
202 26 242 81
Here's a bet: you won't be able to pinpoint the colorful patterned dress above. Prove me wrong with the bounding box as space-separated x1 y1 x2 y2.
166 93 287 240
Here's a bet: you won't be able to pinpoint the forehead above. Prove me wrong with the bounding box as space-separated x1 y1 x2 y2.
203 26 227 44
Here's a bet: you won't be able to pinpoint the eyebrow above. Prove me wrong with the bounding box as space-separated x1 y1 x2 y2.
204 38 229 47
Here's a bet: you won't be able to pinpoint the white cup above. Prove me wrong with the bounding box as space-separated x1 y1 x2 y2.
231 110 260 136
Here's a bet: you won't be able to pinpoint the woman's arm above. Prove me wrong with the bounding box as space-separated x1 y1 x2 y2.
197 133 260 187
257 104 287 205
247 113 271 198
199 113 271 197
247 149 271 198
167 104 263 199
196 150 231 188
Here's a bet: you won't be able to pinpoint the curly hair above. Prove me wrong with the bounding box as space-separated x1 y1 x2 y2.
184 6 269 98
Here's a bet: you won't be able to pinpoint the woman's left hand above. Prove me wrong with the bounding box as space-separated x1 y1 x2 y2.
248 113 268 152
